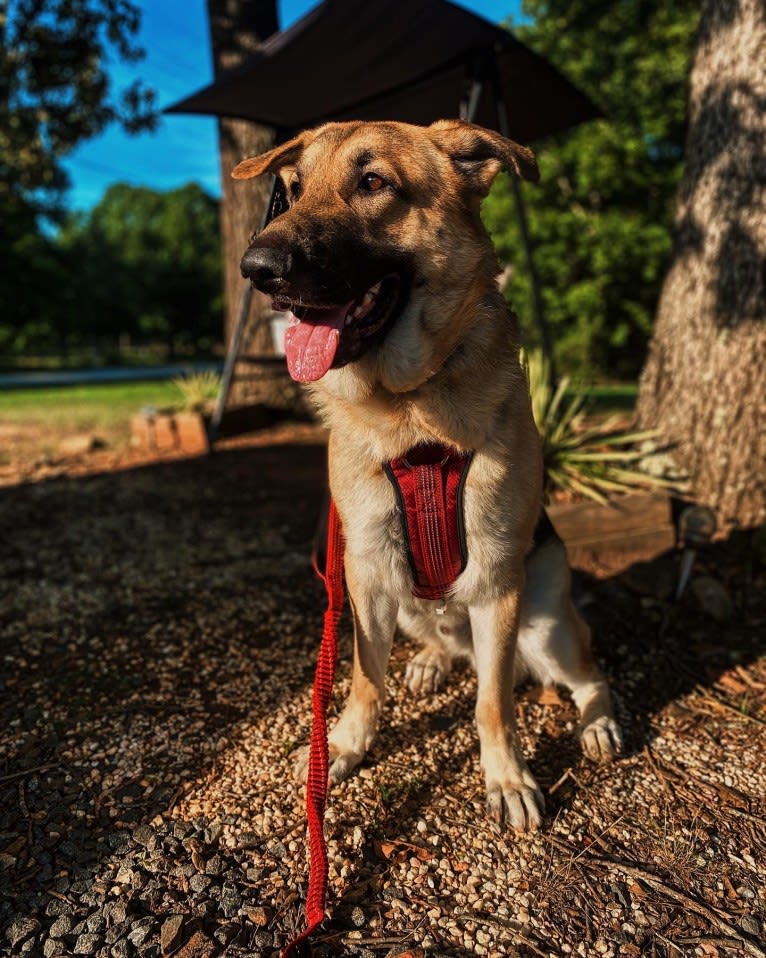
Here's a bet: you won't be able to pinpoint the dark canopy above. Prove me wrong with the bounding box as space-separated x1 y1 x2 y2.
167 0 600 141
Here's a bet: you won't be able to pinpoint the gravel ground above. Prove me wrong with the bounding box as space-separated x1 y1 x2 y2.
1 426 765 958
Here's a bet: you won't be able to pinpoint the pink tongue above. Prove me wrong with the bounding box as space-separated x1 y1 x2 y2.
283 305 352 382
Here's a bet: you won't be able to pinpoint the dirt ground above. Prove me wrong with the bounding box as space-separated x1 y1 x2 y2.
1 425 764 958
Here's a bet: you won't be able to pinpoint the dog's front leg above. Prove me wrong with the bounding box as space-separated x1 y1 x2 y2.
295 561 397 785
327 561 398 782
470 582 545 831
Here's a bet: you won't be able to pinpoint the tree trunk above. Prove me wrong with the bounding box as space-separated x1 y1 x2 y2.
636 0 766 535
207 0 279 404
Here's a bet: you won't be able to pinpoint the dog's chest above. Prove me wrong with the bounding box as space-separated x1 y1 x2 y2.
336 469 412 593
336 445 479 600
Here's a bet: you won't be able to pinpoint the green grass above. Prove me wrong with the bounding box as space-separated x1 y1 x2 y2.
0 381 181 433
0 379 637 459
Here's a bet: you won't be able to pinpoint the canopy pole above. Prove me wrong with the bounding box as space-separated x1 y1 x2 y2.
460 77 484 121
489 63 558 387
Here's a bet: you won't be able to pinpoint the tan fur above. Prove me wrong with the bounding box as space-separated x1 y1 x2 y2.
239 121 621 830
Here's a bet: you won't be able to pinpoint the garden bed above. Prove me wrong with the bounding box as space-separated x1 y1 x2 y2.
129 404 303 455
549 492 676 575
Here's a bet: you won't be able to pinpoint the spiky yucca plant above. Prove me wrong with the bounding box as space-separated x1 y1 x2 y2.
173 370 221 414
522 349 677 504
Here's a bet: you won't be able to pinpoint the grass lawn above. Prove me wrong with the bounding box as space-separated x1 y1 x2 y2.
0 380 637 429
0 381 189 468
0 379 639 472
0 381 181 434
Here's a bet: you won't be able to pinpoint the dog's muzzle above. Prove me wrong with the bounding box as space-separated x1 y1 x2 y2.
240 245 293 293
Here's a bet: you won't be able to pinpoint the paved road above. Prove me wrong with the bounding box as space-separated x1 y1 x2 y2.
0 362 222 390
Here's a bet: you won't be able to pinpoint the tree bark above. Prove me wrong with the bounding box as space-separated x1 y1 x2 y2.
207 0 279 404
636 0 766 535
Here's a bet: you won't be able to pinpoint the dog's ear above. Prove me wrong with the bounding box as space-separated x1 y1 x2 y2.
231 130 315 180
428 120 539 195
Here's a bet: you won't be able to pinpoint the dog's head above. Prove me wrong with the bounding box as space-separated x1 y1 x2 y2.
233 120 537 391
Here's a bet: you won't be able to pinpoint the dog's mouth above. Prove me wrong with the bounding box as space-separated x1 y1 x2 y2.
273 275 405 383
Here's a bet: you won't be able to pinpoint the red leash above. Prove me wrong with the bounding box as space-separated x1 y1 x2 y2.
284 446 470 955
283 499 344 958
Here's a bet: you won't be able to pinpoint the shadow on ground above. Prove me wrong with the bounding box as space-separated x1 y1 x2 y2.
1 437 764 957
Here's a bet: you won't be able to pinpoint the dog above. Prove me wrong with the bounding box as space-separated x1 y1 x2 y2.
233 120 621 831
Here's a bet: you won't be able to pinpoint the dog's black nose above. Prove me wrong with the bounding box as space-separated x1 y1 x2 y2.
240 245 293 291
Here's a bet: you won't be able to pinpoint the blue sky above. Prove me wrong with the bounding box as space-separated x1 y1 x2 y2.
62 0 524 212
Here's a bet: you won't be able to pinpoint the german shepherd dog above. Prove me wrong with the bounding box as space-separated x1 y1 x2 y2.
233 120 621 831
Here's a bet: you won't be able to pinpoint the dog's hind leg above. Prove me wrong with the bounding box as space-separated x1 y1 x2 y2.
405 644 452 694
518 539 622 762
398 603 472 695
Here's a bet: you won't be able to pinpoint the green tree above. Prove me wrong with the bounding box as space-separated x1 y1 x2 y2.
0 202 56 353
482 0 701 378
1 0 154 216
58 183 224 357
0 0 155 357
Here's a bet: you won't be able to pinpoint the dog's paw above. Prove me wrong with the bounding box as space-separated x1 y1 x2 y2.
327 747 364 784
485 770 545 832
292 745 310 783
292 743 364 785
579 715 622 762
405 647 451 695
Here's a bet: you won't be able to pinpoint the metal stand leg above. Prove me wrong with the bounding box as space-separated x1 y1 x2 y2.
207 174 279 452
506 173 557 386
207 281 255 450
488 65 558 387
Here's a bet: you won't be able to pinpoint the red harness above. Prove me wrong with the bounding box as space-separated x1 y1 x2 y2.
283 444 471 957
385 443 472 600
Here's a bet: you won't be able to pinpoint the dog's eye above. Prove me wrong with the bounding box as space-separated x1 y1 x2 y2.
359 172 386 193
289 178 302 201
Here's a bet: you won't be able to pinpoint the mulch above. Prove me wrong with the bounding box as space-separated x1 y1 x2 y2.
1 426 764 958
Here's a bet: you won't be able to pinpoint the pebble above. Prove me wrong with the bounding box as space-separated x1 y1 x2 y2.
6 918 41 948
160 915 184 955
73 932 103 954
243 905 271 926
127 923 152 947
132 825 157 849
48 916 73 938
690 576 733 622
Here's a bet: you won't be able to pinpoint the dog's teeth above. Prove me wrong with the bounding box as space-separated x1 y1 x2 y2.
369 282 381 296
